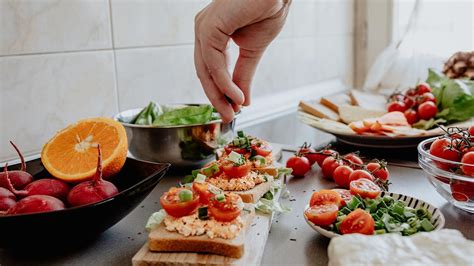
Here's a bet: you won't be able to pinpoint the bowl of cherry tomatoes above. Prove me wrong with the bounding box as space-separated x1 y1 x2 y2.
418 126 474 213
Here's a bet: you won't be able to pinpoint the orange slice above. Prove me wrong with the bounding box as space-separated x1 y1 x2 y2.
41 117 128 182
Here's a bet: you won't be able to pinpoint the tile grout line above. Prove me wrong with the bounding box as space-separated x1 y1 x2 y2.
108 0 121 113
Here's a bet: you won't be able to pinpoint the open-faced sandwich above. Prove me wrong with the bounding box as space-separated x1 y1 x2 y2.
147 182 255 258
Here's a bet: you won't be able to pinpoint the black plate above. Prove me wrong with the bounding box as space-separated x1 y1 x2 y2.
0 157 169 249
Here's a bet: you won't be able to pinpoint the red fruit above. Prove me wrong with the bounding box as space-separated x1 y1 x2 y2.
344 153 364 167
321 156 344 180
417 92 436 105
406 88 418 97
333 165 354 188
404 109 419 125
460 152 474 177
67 145 119 207
366 162 390 181
387 101 407 113
315 149 337 167
418 102 437 120
450 180 474 202
0 187 16 211
469 126 474 137
19 179 70 201
0 142 33 190
429 138 461 170
404 97 415 109
6 195 64 215
417 83 432 94
349 169 375 182
286 156 311 177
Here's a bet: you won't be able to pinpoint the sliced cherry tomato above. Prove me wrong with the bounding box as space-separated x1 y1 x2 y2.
286 156 311 177
252 140 272 157
208 193 242 222
366 162 389 181
429 138 461 170
222 161 251 178
192 182 214 204
309 189 342 207
340 209 375 235
350 178 381 199
461 151 474 177
304 204 339 227
344 153 364 166
160 187 200 218
322 156 344 180
404 109 419 125
315 149 337 167
332 189 352 206
417 83 432 94
418 101 437 120
333 165 354 188
349 169 375 182
387 101 407 113
224 145 248 155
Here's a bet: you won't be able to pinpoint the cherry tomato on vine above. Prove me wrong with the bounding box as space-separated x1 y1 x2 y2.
387 101 407 113
286 156 311 177
333 165 354 188
417 83 432 94
366 162 389 181
314 149 337 167
418 101 437 120
404 97 415 109
321 156 344 180
450 179 474 202
429 138 461 170
461 151 474 177
344 153 364 166
349 169 375 182
404 109 419 125
417 92 436 105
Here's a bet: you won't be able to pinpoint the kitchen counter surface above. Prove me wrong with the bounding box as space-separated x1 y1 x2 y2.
1 143 473 265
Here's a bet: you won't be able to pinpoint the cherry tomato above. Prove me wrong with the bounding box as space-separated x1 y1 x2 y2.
429 138 461 170
417 83 432 94
417 92 436 105
461 152 474 177
321 156 344 180
366 162 389 181
332 189 352 205
349 169 375 182
314 149 337 167
222 161 251 178
469 126 474 137
333 165 354 188
304 204 339 227
344 153 364 166
339 209 375 235
286 156 311 177
252 141 272 157
192 182 214 204
224 145 247 155
160 187 200 218
387 101 407 113
208 193 242 222
404 97 415 109
299 147 317 165
350 178 381 199
406 88 418 97
309 189 342 207
450 179 474 202
418 101 437 120
404 109 419 125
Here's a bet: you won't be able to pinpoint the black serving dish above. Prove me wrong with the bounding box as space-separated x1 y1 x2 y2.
0 157 169 249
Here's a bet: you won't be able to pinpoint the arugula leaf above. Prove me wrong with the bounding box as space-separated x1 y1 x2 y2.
153 105 215 126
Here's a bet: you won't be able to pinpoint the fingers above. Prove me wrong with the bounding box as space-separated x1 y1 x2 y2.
232 48 265 106
194 38 235 123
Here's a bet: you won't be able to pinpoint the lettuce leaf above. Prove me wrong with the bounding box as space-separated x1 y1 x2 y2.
153 105 215 126
426 69 474 122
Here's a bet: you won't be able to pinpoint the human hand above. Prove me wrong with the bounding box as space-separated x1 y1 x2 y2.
194 0 291 122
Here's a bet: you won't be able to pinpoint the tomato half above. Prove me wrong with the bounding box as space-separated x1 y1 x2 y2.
224 145 248 155
208 193 242 222
340 209 375 235
349 178 381 199
310 190 342 207
160 187 200 218
192 182 214 204
332 189 352 206
251 140 272 157
333 165 354 188
222 161 251 178
304 204 339 227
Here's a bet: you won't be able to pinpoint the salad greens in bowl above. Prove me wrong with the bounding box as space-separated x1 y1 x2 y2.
114 103 238 169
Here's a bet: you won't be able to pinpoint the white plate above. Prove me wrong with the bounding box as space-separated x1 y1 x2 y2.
304 192 446 238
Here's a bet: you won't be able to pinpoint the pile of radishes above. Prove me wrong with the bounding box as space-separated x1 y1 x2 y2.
0 142 119 215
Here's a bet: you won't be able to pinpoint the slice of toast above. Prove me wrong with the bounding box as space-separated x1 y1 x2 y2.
148 206 255 258
320 93 352 113
299 101 340 121
231 181 272 203
349 89 387 111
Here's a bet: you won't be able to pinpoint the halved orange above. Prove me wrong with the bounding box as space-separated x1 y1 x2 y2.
41 117 128 182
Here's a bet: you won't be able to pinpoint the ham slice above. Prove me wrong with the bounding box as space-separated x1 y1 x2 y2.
348 111 420 136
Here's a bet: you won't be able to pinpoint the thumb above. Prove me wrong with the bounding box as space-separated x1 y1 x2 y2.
232 48 264 106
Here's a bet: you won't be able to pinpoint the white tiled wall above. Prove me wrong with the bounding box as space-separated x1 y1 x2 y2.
0 0 354 161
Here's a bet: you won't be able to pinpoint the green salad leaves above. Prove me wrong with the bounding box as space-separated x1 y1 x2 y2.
426 69 474 123
127 102 220 126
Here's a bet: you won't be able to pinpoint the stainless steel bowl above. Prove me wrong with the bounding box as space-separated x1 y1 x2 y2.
113 104 237 169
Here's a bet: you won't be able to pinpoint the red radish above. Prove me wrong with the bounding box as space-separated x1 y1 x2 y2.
3 163 70 201
0 187 16 211
67 145 119 207
0 142 33 190
7 195 65 215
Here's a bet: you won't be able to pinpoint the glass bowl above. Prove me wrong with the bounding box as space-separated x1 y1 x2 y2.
418 137 474 213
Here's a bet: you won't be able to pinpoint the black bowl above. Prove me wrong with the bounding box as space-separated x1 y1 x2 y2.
0 157 169 249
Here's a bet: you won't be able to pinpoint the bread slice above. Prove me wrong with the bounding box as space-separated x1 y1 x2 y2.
148 205 255 258
349 89 387 111
320 93 352 113
230 181 272 204
299 101 340 121
339 105 387 124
